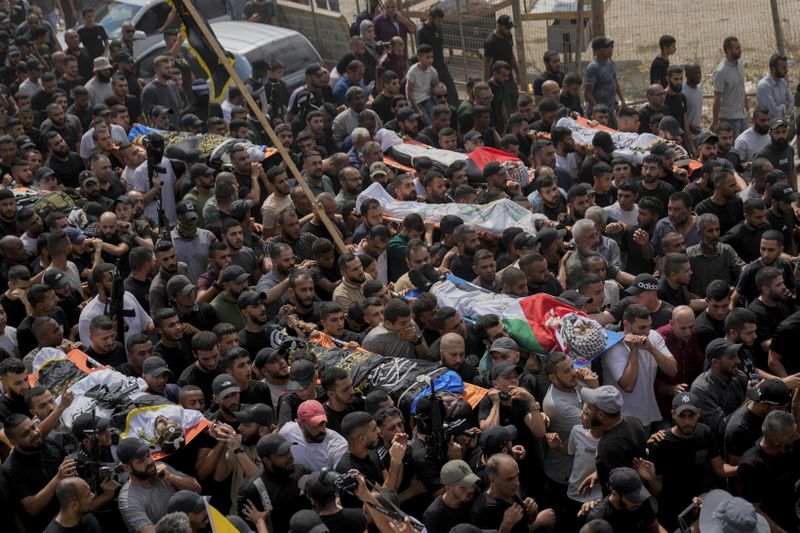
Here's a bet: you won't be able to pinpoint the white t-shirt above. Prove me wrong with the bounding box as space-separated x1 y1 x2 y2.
406 63 438 105
132 157 177 226
601 329 673 426
78 292 153 347
567 424 602 502
79 124 128 159
603 201 639 227
279 421 348 471
555 152 580 177
733 127 770 163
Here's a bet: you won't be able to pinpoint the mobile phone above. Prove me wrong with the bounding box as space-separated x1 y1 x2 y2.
677 502 700 532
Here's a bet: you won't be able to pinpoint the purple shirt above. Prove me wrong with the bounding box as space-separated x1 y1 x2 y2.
373 11 409 54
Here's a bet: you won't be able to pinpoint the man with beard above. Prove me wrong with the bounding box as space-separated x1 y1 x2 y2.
254 348 289 407
737 410 800 532
280 399 347 472
733 106 772 164
332 253 371 309
637 86 670 136
448 224 481 281
198 242 232 302
564 219 634 290
686 214 744 296
279 270 320 337
757 53 793 121
635 155 673 218
439 331 478 382
182 164 215 227
255 244 297 317
170 201 218 283
117 437 201 531
237 434 311 531
651 192 699 255
711 36 747 137
178 331 222 405
40 103 81 153
0 188 17 237
165 491 210 532
264 208 318 264
0 358 30 423
78 262 153 346
85 57 113 106
166 275 218 336
221 218 259 283
733 230 795 306
152 308 192 376
748 266 793 367
149 241 189 314
210 265 249 330
97 211 132 270
141 56 181 130
766 181 796 251
722 198 770 262
423 460 480 533
76 171 112 211
582 467 662 532
755 118 795 182
321 367 358 434
4 414 74 532
663 65 695 155
227 403 274 505
260 167 294 238
334 166 361 210
209 373 242 426
643 393 735 530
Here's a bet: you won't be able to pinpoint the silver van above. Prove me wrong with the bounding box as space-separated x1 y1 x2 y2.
93 0 227 40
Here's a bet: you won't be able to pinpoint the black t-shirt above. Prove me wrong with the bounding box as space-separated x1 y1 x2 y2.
477 397 530 432
155 339 194 377
424 495 472 533
528 275 563 297
0 393 28 424
585 496 660 531
324 403 357 435
449 254 475 282
0 293 27 328
44 515 102 533
320 508 367 533
123 275 151 314
596 417 647 494
735 258 796 306
17 307 69 357
738 444 799 531
409 435 445 493
86 341 127 367
755 142 795 176
337 450 385 485
533 71 565 96
684 182 711 208
694 196 743 235
471 491 527 533
5 443 65 532
484 32 514 65
724 403 764 459
664 92 687 127
177 364 221 406
44 153 85 189
636 181 674 217
620 226 656 275
608 296 674 330
372 93 395 123
721 221 765 263
748 298 792 366
76 25 108 60
650 56 669 86
179 302 220 333
238 326 284 358
694 310 724 351
649 423 719 529
239 379 273 409
766 209 794 252
657 278 691 307
768 310 800 374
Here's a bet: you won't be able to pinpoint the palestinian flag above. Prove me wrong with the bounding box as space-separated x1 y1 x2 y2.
431 275 623 364
167 0 233 102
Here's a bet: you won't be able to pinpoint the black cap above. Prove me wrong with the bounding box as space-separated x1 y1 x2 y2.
222 264 250 284
305 64 324 77
591 36 614 49
167 490 206 514
113 194 133 208
771 182 796 203
289 509 330 533
512 231 537 250
175 200 198 218
181 113 204 129
234 404 274 427
298 471 336 500
649 142 676 156
212 374 240 398
490 361 519 380
696 131 719 145
117 437 150 464
71 412 110 440
287 359 316 391
142 356 173 377
166 275 196 297
256 433 293 457
483 161 507 179
397 108 419 122
705 338 743 360
43 268 70 290
114 51 133 63
237 290 266 309
672 392 700 414
78 170 99 185
229 199 255 222
747 379 791 405
190 163 214 181
624 273 659 295
560 289 591 307
149 105 173 117
254 347 280 368
592 131 615 152
497 14 514 27
770 118 789 130
537 227 567 250
478 424 517 455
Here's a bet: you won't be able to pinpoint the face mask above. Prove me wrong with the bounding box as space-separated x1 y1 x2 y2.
177 218 197 238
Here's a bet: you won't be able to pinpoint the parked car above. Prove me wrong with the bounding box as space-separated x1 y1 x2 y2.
93 0 227 39
134 21 324 92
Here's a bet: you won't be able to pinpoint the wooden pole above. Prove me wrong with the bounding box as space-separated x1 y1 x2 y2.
591 0 604 38
177 0 347 254
574 0 585 74
769 0 785 55
510 0 528 91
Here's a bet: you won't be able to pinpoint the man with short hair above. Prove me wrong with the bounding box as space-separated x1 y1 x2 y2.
584 36 623 127
279 399 348 471
748 266 792 366
654 306 705 417
687 214 744 296
711 36 747 137
362 298 428 359
45 477 101 533
755 118 796 183
177 331 221 406
584 467 663 532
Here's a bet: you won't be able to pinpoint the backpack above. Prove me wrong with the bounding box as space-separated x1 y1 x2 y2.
34 188 84 220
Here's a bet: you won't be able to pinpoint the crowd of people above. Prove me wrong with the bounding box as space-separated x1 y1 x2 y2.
0 0 797 532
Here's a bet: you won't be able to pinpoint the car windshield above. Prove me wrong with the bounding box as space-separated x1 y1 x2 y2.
95 1 140 39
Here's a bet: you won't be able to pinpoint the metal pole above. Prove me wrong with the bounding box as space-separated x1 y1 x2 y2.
575 0 584 74
591 0 604 38
308 0 323 49
454 0 469 84
511 0 528 89
769 0 786 54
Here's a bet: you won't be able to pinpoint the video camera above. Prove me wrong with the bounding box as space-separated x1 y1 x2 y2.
319 467 358 494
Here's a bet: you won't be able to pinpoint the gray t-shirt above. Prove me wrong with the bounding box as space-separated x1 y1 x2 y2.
118 478 176 532
361 324 416 359
713 58 747 120
584 58 617 112
543 385 583 484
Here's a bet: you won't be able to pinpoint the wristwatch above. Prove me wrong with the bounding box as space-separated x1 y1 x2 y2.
233 445 246 454
413 337 424 345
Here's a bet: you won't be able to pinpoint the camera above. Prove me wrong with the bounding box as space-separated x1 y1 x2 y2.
443 418 477 439
319 467 358 493
141 133 166 175
99 463 125 482
375 40 391 49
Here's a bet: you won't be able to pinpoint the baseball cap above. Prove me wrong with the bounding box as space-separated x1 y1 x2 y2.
696 131 719 145
221 264 250 284
397 107 419 122
771 181 796 203
463 130 483 143
63 226 86 245
237 290 266 309
698 489 769 533
490 361 519 380
659 116 683 136
672 392 700 414
287 360 316 391
490 337 519 355
370 161 389 177
536 227 567 250
591 36 614 49
43 269 70 290
478 425 518 456
440 459 480 487
6 45 18 56
190 163 213 181
149 105 173 117
289 509 330 533
497 14 514 28
71 412 110 440
26 58 42 70
305 64 324 77
114 51 133 63
746 378 791 405
229 199 255 221
609 467 650 504
770 117 788 130
113 195 133 208
142 356 173 377
175 200 198 218
254 347 280 368
166 275 196 297
256 433 293 457
167 490 206 514
296 399 327 426
624 273 659 296
234 404 274 427
580 385 623 414
298 471 336 500
212 374 240 399
181 113 204 129
591 131 615 152
116 437 150 464
483 161 506 179
512 231 537 250
560 289 591 307
78 170 98 185
705 338 743 360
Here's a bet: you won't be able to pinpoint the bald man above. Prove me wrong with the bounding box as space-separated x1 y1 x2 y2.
541 80 560 103
655 305 704 417
440 332 477 381
638 84 668 134
45 477 100 532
